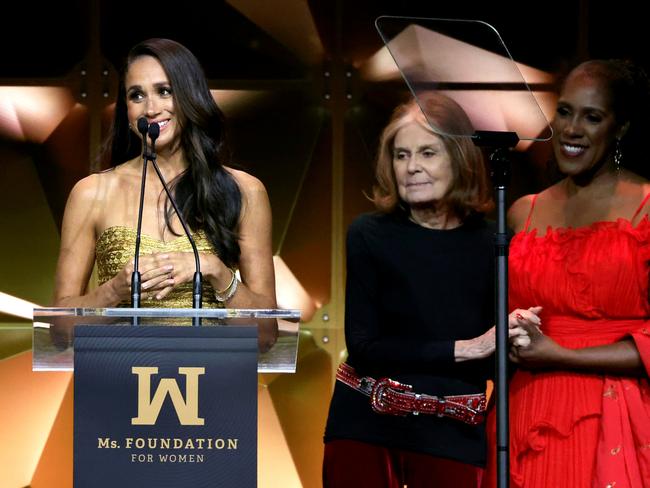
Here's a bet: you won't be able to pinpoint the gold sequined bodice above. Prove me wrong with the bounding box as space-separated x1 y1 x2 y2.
95 226 222 308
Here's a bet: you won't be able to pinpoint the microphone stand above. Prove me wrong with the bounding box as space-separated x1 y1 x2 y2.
130 117 152 325
473 130 519 488
145 123 203 327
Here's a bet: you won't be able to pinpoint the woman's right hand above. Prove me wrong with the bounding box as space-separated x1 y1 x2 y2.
454 306 543 362
454 327 497 362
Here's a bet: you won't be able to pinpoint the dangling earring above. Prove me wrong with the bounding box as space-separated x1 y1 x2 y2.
614 138 623 172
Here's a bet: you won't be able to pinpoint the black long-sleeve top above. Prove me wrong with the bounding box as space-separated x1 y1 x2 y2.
324 211 496 465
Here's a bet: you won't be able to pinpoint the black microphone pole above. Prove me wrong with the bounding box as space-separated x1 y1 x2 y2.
473 130 519 488
492 147 511 488
145 122 203 326
131 117 151 325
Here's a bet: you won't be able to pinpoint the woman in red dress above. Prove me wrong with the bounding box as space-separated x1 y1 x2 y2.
485 59 650 487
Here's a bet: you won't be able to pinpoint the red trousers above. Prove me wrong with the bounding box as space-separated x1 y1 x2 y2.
323 439 483 488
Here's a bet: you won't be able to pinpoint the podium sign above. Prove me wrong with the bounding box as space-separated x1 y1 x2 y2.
73 325 258 488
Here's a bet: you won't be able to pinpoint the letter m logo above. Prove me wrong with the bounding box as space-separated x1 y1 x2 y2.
131 367 205 425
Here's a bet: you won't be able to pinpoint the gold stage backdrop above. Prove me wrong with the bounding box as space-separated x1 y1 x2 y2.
0 0 641 486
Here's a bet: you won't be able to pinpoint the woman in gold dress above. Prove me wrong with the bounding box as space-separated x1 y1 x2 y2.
52 38 277 347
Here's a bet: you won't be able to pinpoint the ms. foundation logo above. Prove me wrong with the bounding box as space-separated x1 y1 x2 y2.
131 367 205 425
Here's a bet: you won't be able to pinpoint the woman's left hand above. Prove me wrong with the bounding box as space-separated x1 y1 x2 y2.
142 251 220 300
508 322 570 369
508 306 542 348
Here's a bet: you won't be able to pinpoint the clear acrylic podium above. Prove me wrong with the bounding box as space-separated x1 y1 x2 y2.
32 307 300 488
33 307 300 373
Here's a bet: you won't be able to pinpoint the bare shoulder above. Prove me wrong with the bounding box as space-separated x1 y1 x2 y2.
66 169 130 226
76 167 130 199
228 168 266 193
227 167 270 208
618 170 650 203
507 193 536 231
68 172 104 204
633 174 650 197
629 178 650 222
633 179 650 199
60 174 105 239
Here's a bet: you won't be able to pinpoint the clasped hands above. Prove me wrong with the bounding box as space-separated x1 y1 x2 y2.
457 306 567 367
508 306 568 368
508 306 543 349
109 251 220 302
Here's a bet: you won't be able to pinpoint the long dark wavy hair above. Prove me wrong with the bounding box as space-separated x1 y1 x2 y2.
101 38 241 268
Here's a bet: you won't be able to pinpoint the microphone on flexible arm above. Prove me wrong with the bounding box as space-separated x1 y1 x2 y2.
146 122 203 326
130 117 152 323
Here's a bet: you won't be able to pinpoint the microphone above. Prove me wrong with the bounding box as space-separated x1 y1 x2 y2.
137 117 149 143
130 117 151 319
146 122 204 326
146 121 158 159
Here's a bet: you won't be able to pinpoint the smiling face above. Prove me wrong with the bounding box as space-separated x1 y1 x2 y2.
125 55 179 151
552 70 626 178
392 121 454 209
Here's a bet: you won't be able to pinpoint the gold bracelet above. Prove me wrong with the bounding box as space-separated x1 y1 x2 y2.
215 268 236 294
215 268 238 302
215 276 238 303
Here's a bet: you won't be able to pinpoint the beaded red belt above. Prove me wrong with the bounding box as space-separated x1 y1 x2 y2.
336 362 487 425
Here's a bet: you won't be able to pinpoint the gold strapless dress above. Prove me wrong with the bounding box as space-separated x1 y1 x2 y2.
95 226 222 308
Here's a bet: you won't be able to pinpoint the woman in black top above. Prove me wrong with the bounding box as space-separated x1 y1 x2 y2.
323 93 536 488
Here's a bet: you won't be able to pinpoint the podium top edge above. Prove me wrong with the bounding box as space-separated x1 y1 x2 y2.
33 307 301 320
